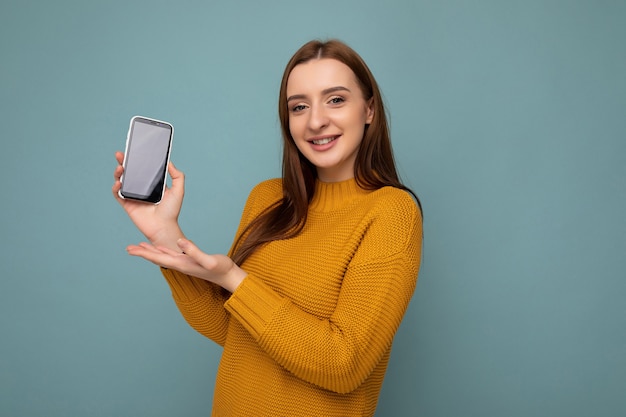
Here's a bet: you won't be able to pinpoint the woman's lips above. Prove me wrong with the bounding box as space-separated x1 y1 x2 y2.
311 137 336 145
309 135 340 149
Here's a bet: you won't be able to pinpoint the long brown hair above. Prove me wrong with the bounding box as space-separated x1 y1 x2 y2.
231 39 421 265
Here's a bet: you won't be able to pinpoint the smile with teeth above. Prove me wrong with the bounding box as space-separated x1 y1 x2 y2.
311 136 338 145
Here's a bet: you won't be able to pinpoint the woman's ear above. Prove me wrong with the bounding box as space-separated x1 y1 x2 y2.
365 98 375 124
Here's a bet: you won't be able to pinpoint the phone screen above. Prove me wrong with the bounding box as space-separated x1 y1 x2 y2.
120 116 173 204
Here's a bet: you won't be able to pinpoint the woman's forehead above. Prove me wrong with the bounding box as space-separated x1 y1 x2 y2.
286 59 359 95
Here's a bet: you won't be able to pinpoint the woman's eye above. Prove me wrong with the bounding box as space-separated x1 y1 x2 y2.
291 104 307 113
329 96 345 105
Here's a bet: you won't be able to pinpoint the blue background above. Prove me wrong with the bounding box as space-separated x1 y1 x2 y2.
1 1 624 415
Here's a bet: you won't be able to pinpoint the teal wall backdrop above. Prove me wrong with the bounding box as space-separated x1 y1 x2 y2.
1 0 624 416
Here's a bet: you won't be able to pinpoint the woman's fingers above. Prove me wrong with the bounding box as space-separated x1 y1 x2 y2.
113 164 123 180
115 151 124 165
127 242 183 268
126 240 244 292
169 161 182 178
176 239 209 263
177 239 227 273
112 152 125 201
127 242 210 280
167 162 185 196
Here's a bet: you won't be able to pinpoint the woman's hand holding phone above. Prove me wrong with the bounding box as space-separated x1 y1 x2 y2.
112 151 186 252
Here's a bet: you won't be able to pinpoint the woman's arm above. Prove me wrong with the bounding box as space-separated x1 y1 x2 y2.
225 196 423 393
160 268 233 346
113 151 233 344
124 180 281 345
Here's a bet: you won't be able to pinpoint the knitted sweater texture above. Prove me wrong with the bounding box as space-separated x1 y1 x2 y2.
161 177 422 416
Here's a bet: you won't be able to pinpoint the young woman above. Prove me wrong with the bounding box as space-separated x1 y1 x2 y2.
112 39 422 417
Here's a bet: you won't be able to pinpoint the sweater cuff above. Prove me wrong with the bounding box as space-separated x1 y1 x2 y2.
160 267 215 303
224 276 284 340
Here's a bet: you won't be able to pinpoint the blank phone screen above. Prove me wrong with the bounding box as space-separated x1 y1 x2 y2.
121 118 172 203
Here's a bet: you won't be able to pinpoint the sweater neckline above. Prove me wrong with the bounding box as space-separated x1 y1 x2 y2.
309 178 373 213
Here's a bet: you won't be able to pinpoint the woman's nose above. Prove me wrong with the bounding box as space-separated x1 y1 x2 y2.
308 104 329 131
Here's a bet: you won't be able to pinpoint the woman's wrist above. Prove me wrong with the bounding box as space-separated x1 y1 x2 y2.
222 266 247 293
150 223 185 252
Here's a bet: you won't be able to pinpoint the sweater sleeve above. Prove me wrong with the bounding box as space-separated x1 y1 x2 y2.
224 193 423 394
159 179 283 346
161 268 232 346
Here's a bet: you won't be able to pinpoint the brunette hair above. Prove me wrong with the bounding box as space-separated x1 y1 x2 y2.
231 39 421 265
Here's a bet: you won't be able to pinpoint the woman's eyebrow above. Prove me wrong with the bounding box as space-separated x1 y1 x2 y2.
287 86 351 102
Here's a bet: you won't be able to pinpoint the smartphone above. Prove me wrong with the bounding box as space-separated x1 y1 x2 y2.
119 116 174 204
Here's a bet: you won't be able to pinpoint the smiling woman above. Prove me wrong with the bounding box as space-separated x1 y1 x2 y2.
286 59 374 182
112 39 423 416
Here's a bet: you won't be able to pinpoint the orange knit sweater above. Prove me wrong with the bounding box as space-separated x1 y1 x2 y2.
161 178 422 416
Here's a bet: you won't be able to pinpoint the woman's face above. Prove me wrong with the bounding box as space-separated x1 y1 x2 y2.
286 58 374 182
